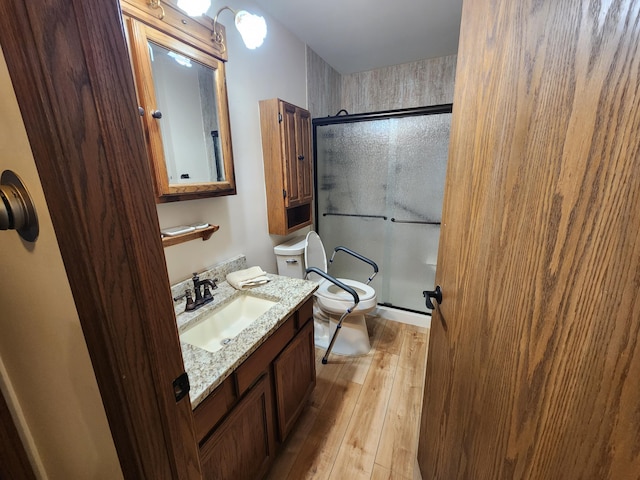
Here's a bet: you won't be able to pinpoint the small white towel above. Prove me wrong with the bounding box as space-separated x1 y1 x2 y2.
226 266 270 290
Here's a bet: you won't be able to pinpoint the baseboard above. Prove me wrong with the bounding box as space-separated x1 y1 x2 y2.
373 305 431 329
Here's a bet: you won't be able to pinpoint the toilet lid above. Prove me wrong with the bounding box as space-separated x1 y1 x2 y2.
304 231 327 282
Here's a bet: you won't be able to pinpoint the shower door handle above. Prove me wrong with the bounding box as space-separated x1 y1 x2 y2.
423 286 442 309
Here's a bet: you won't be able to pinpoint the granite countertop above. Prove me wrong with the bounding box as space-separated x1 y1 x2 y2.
176 272 317 409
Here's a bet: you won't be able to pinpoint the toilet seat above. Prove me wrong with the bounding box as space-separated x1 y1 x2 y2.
315 278 376 315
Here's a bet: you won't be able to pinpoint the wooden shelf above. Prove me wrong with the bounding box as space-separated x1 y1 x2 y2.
161 224 219 248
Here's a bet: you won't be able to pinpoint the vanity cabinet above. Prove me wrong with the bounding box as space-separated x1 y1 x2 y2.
259 98 314 235
195 297 315 479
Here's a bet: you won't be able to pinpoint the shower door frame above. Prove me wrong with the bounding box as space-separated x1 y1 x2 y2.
312 103 453 315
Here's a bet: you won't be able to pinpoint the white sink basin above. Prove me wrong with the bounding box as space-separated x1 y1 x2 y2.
180 295 276 353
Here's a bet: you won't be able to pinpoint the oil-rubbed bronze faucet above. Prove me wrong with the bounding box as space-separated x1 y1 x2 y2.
191 272 218 310
173 273 218 312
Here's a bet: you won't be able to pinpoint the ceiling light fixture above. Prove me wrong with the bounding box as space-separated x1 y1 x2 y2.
212 6 267 50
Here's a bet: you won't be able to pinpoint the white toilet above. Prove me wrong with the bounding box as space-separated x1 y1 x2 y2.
274 232 377 356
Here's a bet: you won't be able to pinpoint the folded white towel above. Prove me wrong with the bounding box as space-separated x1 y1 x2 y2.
226 266 270 290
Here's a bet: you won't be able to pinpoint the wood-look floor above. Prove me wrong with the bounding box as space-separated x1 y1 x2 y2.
266 315 430 480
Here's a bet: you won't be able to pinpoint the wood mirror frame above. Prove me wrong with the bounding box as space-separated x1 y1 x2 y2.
121 0 236 202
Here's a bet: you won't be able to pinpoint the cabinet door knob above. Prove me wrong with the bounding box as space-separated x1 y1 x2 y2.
138 106 145 116
297 155 304 161
151 110 163 119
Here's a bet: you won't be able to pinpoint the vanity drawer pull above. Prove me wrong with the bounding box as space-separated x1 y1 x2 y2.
286 259 298 264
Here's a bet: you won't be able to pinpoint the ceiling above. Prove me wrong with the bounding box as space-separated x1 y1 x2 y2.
252 0 464 75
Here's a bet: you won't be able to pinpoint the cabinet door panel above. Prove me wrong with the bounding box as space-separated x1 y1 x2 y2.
200 374 275 480
281 102 301 206
273 320 316 440
296 108 313 204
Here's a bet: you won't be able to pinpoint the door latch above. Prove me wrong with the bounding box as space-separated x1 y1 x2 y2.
423 285 442 310
172 372 190 403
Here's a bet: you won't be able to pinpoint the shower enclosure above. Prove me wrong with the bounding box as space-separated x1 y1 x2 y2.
313 105 452 314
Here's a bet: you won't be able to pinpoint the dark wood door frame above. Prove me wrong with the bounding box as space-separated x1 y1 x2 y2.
0 389 36 480
0 1 201 478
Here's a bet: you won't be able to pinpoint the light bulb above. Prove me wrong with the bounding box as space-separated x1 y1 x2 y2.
176 0 211 16
235 10 267 49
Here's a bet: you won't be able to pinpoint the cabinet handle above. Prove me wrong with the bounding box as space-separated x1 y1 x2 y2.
138 106 145 116
297 155 304 161
151 110 163 119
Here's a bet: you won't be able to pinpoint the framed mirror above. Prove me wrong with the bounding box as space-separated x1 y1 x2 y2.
124 14 236 202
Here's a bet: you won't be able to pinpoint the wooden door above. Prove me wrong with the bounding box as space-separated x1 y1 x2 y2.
0 0 201 478
418 1 640 479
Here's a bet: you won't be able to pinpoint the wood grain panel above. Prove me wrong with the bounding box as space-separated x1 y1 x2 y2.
235 314 295 396
0 0 201 478
419 0 640 479
193 375 236 444
273 320 316 440
200 373 275 480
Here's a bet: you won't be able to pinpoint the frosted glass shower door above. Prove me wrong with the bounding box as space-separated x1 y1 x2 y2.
315 107 451 314
384 113 451 312
315 120 389 293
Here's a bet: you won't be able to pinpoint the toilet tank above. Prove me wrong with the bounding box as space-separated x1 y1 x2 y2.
274 236 307 279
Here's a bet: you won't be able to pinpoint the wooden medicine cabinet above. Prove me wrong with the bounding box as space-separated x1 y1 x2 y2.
259 98 314 235
122 0 236 202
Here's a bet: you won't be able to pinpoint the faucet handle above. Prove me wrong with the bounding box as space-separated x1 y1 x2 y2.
174 288 195 312
203 279 218 298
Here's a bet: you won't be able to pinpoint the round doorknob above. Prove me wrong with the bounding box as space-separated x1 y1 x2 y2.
151 110 163 119
0 170 39 242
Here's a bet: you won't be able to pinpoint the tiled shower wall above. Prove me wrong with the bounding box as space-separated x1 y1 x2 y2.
306 47 342 118
307 47 457 117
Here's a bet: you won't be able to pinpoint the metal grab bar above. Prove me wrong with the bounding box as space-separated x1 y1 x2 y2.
305 267 360 307
305 267 360 364
390 218 441 225
322 212 387 220
329 246 379 285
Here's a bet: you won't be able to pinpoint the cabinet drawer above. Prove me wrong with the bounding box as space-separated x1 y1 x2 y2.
235 315 296 396
192 375 236 444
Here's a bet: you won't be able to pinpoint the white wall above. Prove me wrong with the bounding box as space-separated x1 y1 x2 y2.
159 0 310 284
0 48 123 480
